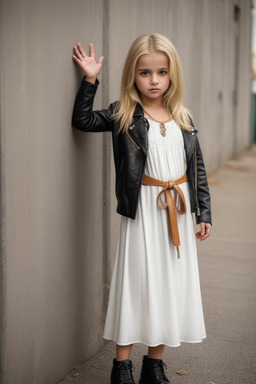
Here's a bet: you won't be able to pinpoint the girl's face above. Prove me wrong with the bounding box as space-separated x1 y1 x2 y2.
135 51 170 104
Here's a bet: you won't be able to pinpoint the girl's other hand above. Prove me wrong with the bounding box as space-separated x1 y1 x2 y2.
72 42 104 84
196 222 211 241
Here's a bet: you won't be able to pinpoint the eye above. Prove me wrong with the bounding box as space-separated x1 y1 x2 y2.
159 70 168 75
140 71 149 76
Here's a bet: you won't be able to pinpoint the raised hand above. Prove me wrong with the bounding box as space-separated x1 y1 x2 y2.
73 43 104 84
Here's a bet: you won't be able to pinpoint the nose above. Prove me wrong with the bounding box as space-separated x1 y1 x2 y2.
150 74 158 85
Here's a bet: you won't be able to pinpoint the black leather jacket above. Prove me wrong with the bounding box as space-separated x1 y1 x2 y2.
72 78 212 225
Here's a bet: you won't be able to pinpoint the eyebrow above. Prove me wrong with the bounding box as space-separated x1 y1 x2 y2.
137 67 169 71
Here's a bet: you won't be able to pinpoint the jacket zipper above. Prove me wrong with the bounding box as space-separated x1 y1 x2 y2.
116 159 124 193
126 130 140 150
194 148 201 216
118 159 124 176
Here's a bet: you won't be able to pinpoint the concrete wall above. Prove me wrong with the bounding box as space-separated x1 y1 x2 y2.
108 0 252 171
0 0 252 383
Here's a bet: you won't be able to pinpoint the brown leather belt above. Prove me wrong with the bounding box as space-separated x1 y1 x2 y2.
142 173 188 258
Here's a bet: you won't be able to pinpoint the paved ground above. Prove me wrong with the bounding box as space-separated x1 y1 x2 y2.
57 146 256 384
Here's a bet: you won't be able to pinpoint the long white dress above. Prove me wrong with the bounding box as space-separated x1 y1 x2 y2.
103 119 206 347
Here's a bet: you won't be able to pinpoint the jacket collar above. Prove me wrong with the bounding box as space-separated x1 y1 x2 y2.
182 128 198 163
132 103 144 121
131 103 198 163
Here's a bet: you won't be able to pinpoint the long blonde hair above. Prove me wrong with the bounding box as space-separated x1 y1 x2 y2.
113 33 193 133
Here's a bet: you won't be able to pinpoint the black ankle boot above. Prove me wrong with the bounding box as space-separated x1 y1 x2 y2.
111 358 135 384
139 355 171 384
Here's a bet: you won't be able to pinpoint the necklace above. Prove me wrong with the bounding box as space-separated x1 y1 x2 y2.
143 109 172 137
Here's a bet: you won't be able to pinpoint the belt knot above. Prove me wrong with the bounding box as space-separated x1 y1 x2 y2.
167 181 174 190
142 173 188 258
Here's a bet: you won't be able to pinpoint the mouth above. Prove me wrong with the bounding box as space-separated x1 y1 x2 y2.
149 88 160 92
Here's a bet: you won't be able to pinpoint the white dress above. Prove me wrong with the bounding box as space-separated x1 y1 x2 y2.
103 119 206 347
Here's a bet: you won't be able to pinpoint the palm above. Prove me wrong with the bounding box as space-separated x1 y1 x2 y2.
79 56 102 78
73 43 104 80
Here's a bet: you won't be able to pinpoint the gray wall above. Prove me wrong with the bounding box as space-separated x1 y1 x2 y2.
0 0 252 383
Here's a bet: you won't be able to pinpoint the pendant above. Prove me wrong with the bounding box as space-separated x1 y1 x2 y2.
160 122 166 137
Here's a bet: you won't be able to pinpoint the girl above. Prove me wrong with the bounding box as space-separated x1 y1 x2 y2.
72 33 211 384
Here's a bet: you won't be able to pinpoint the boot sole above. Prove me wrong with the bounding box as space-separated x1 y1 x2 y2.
139 379 170 384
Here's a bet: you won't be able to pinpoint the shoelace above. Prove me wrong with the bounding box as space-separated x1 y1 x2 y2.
118 362 135 384
152 361 169 383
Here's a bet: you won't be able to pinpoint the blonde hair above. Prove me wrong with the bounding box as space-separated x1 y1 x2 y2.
113 33 193 133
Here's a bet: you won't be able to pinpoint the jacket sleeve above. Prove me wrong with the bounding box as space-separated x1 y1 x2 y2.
195 136 212 225
72 77 115 132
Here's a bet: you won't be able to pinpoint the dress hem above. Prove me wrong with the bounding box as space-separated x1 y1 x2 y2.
103 335 207 348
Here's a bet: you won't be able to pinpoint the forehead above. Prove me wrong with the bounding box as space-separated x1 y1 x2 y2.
136 51 169 68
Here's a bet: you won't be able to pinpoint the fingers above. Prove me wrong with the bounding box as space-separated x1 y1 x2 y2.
89 43 104 65
200 222 206 238
98 56 104 65
89 43 95 58
73 43 86 61
195 222 211 241
72 54 81 64
77 42 87 58
73 43 103 64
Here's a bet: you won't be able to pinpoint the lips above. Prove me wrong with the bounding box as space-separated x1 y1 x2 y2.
149 88 160 92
